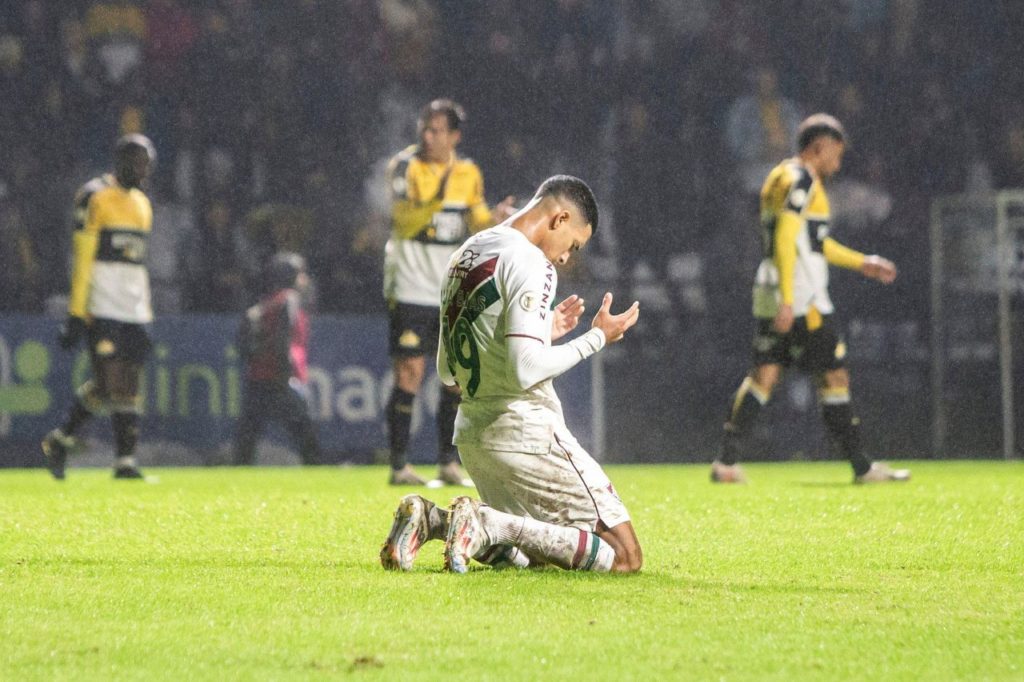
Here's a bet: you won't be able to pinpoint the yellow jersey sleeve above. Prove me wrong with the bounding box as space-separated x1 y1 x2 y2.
68 188 102 319
823 237 865 271
774 210 802 306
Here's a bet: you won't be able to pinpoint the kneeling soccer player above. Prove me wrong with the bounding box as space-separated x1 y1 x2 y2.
381 175 643 573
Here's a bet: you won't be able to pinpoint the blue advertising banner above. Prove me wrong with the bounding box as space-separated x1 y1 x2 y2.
0 315 595 466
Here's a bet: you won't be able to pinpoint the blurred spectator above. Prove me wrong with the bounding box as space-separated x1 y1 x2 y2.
84 0 146 86
0 195 41 312
192 198 257 312
725 66 803 194
0 0 1019 328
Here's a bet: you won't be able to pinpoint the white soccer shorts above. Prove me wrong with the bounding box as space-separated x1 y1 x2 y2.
458 426 631 532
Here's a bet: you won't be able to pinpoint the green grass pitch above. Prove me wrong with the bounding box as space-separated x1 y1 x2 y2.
1 461 1021 680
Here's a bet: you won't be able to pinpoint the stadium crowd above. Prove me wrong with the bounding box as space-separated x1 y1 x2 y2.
1 0 1021 314
0 1 1021 456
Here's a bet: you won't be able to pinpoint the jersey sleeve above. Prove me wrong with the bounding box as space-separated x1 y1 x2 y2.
774 211 802 306
68 186 101 319
773 167 813 306
822 237 866 271
503 248 557 343
502 249 605 389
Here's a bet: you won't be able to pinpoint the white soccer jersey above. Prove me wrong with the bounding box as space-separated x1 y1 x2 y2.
437 225 573 454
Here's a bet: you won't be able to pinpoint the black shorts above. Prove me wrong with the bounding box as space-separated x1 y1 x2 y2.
88 318 152 366
751 315 846 374
388 302 439 358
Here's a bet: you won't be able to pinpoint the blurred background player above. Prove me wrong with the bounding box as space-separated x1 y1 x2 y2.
234 252 320 466
382 98 515 486
42 134 156 480
712 114 910 485
381 175 643 574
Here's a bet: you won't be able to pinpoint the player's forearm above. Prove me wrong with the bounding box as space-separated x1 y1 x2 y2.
823 237 865 271
507 329 605 389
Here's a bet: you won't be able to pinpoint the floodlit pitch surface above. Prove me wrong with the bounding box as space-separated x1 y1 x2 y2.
1 462 1021 680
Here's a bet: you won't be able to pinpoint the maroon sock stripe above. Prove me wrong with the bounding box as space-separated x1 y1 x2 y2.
571 530 588 569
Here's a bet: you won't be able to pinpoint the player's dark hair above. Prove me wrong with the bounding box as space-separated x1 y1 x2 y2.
535 175 599 234
420 98 466 131
797 113 846 151
115 133 156 162
267 251 307 289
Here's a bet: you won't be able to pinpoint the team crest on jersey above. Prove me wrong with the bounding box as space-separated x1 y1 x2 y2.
519 291 540 312
834 341 847 360
398 330 421 349
95 338 116 356
790 188 807 209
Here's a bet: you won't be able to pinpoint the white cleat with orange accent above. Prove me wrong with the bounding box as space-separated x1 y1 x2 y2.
380 494 434 571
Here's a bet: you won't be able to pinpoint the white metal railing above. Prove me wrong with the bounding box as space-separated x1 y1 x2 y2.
930 190 1024 460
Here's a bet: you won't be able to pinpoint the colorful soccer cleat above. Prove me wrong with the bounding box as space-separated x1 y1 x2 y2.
444 496 489 574
380 494 435 571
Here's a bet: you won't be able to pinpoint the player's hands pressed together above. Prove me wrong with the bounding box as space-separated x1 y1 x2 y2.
551 295 585 341
861 255 897 284
591 293 639 344
772 303 795 334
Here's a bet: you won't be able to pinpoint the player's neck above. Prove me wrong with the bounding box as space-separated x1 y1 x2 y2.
796 153 823 180
506 196 546 244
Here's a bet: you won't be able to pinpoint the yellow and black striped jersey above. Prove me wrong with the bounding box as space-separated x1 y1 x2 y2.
753 158 864 322
384 145 493 307
69 173 153 323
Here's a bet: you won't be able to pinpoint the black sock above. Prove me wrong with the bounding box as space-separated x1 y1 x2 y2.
822 402 871 476
387 387 416 469
719 381 767 466
111 412 139 459
437 389 460 466
62 400 93 437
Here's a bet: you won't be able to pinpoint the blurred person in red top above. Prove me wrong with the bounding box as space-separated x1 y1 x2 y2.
233 252 320 465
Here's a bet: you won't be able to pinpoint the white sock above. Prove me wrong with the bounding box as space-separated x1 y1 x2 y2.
474 544 531 568
116 456 136 468
480 507 615 572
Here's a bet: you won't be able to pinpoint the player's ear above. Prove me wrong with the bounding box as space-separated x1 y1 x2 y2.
550 209 571 231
